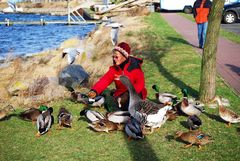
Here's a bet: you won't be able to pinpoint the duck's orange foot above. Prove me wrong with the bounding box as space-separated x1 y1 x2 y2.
128 136 132 141
35 132 41 138
47 130 51 135
225 123 231 127
184 144 193 148
198 145 202 150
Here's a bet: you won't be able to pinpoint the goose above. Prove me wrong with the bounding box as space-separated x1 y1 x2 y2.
107 111 131 124
212 96 240 127
36 107 54 137
152 85 178 104
80 109 105 123
125 117 144 140
58 107 73 128
118 75 172 129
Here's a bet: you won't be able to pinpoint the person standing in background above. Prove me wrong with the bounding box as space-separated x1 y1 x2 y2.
193 0 212 49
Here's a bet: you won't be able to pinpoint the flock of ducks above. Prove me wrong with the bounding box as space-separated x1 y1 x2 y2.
1 76 240 148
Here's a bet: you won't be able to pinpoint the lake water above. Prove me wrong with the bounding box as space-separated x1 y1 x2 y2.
0 13 96 59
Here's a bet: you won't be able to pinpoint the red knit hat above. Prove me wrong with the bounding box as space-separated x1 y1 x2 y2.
113 42 131 58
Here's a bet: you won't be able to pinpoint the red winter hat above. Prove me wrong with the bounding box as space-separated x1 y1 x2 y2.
113 42 131 58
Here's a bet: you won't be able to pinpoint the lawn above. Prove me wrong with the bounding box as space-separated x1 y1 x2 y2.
0 13 240 161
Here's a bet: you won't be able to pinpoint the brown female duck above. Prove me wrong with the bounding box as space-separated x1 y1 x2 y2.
88 119 123 133
175 130 212 149
19 108 41 123
213 96 240 127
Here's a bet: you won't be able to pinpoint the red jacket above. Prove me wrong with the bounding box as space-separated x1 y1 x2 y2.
91 56 147 99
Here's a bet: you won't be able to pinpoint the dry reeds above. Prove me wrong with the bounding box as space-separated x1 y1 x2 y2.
27 76 49 96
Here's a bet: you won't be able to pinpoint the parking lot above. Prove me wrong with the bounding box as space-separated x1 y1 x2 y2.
221 20 240 35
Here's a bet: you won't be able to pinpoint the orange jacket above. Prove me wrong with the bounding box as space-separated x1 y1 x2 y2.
193 0 212 23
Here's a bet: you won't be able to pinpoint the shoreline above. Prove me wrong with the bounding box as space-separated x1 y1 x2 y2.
0 7 150 108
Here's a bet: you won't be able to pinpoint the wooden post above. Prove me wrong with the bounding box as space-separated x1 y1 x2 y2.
67 0 70 24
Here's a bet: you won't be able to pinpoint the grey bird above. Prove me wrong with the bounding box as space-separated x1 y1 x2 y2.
36 107 54 137
125 117 144 140
62 48 84 64
118 75 171 128
80 109 105 123
106 22 123 46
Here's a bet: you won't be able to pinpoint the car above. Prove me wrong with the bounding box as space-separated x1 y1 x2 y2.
222 2 240 24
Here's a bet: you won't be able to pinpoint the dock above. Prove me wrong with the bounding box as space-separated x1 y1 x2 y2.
0 20 101 26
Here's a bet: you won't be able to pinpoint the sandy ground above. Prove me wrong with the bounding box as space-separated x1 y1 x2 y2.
0 7 150 109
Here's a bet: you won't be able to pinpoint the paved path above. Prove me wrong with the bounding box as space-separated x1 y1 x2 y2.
161 13 240 95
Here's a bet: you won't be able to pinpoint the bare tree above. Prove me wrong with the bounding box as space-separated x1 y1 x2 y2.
199 0 225 102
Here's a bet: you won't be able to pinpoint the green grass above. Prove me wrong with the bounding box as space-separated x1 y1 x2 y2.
1 13 240 161
179 12 240 44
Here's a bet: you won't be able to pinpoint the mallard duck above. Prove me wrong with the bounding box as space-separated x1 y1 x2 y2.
88 119 123 133
88 96 105 107
180 97 204 116
175 130 212 149
212 96 240 127
0 105 15 120
36 107 54 137
107 111 131 124
181 89 195 103
19 108 41 122
181 89 205 109
187 115 202 130
58 107 73 128
80 109 105 123
72 92 105 107
72 92 89 104
119 76 172 129
152 85 178 104
125 117 144 140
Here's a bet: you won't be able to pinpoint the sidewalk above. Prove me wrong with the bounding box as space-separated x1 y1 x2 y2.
161 13 240 95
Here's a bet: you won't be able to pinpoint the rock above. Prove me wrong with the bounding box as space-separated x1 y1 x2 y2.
59 65 89 91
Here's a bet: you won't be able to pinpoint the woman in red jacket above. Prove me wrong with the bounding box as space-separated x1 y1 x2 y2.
87 42 147 111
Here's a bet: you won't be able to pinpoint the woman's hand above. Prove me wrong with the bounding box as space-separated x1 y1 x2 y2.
87 90 97 99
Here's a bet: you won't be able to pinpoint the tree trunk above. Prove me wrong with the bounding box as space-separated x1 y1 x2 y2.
199 0 225 103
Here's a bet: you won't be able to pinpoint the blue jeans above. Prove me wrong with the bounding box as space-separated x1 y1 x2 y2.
197 22 208 48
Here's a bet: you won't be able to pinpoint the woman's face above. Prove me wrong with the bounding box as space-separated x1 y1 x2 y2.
112 51 127 66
